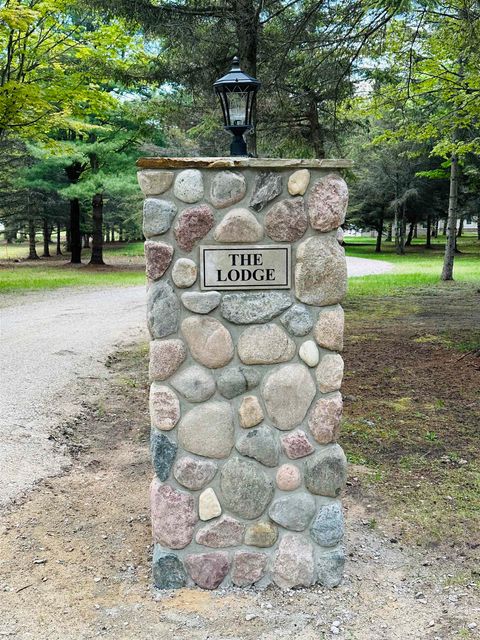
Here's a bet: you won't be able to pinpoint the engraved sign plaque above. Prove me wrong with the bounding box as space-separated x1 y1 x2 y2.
200 245 291 291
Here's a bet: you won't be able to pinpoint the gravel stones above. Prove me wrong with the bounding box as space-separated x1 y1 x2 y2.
308 393 343 444
221 292 292 325
304 444 347 497
262 364 316 430
213 208 263 243
238 395 264 428
149 339 186 381
264 198 307 242
196 516 244 548
143 199 177 237
217 366 260 399
280 304 313 337
150 480 198 549
287 169 310 196
173 457 217 490
199 487 222 521
184 552 229 589
170 365 216 403
174 204 214 251
152 546 187 590
281 430 315 459
181 291 221 314
232 552 267 586
150 430 177 481
310 499 344 547
147 280 180 339
211 171 246 208
313 304 344 351
316 352 344 392
295 235 347 306
269 493 315 531
220 458 274 519
316 546 345 588
238 324 295 365
172 258 197 288
149 383 180 431
276 464 301 491
299 340 320 367
178 401 234 459
138 170 174 196
173 169 204 203
250 172 283 211
307 173 348 232
244 521 278 548
273 534 315 588
181 316 234 368
236 425 280 467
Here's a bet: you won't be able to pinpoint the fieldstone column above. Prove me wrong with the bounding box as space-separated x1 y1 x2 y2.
137 157 351 590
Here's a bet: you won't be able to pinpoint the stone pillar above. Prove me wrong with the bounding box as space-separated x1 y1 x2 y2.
137 157 351 591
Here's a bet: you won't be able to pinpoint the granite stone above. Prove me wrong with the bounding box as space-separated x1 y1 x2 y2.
181 316 234 369
249 172 283 211
307 173 348 232
172 258 197 288
308 393 343 444
178 401 235 459
232 552 267 587
174 204 214 251
238 324 296 365
147 280 180 339
316 352 344 392
145 239 174 281
316 546 345 588
238 395 264 429
313 304 344 351
181 291 221 314
149 339 187 381
264 198 307 242
262 364 316 430
150 430 177 481
220 292 292 325
220 458 274 519
310 499 344 547
143 199 177 237
173 169 204 203
173 456 217 491
276 464 301 491
210 171 247 208
196 515 244 548
184 552 229 590
268 493 316 531
280 304 313 337
152 546 187 589
304 444 348 497
170 365 216 403
150 480 198 549
236 425 280 467
213 208 263 243
138 170 174 196
295 235 347 306
149 383 180 431
273 534 315 588
281 430 315 459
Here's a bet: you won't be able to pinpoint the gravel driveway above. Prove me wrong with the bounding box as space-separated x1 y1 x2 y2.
0 256 393 506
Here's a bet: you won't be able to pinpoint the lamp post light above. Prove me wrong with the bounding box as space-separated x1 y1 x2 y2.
214 56 261 157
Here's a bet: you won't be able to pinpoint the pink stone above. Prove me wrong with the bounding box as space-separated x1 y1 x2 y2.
149 339 186 381
273 534 315 589
276 464 301 491
313 305 344 352
307 173 348 232
232 552 267 587
150 480 198 549
308 393 343 444
265 198 307 242
174 204 214 251
195 515 244 548
281 430 315 460
144 241 174 281
184 552 230 589
149 383 180 431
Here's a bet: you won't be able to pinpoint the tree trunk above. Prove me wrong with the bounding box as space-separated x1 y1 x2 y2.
307 94 325 159
413 223 418 238
56 222 62 255
442 218 447 235
375 215 384 253
405 222 414 247
66 223 71 252
426 214 432 249
441 152 459 281
89 193 105 265
83 234 90 248
457 216 464 237
28 219 39 260
386 222 392 242
42 218 50 257
235 0 258 155
119 224 124 242
70 198 82 264
394 205 406 255
433 216 439 238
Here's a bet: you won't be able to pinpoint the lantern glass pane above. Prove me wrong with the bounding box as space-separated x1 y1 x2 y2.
227 90 248 126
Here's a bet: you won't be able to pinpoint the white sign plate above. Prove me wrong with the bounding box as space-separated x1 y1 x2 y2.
200 245 291 291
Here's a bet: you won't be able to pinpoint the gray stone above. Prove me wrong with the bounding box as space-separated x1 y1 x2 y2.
308 173 348 232
273 534 315 588
220 292 292 325
250 172 283 211
138 170 174 196
299 340 319 367
150 430 177 481
143 199 177 238
184 552 230 590
313 305 344 351
310 499 344 547
264 198 307 242
238 324 296 365
147 280 180 339
217 366 260 399
173 169 204 203
211 171 247 208
150 480 198 549
152 546 187 589
173 456 217 491
195 515 244 548
316 546 345 588
295 235 347 306
220 458 274 520
181 291 221 314
280 304 313 337
181 316 234 369
268 493 316 531
236 425 280 467
213 208 263 242
262 363 316 430
170 365 216 403
172 258 197 288
316 353 344 392
178 401 234 459
304 444 348 497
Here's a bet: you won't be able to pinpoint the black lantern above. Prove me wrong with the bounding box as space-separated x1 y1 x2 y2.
214 56 261 156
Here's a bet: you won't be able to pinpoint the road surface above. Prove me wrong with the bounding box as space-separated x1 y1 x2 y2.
0 257 393 506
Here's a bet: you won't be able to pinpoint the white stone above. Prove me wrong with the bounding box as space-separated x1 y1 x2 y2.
213 208 263 243
262 363 316 430
173 169 204 203
199 488 222 521
238 324 296 365
287 169 310 196
172 258 197 288
137 170 174 196
316 352 344 393
299 340 320 367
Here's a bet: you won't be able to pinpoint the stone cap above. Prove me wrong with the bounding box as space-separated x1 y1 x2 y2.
136 157 353 170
